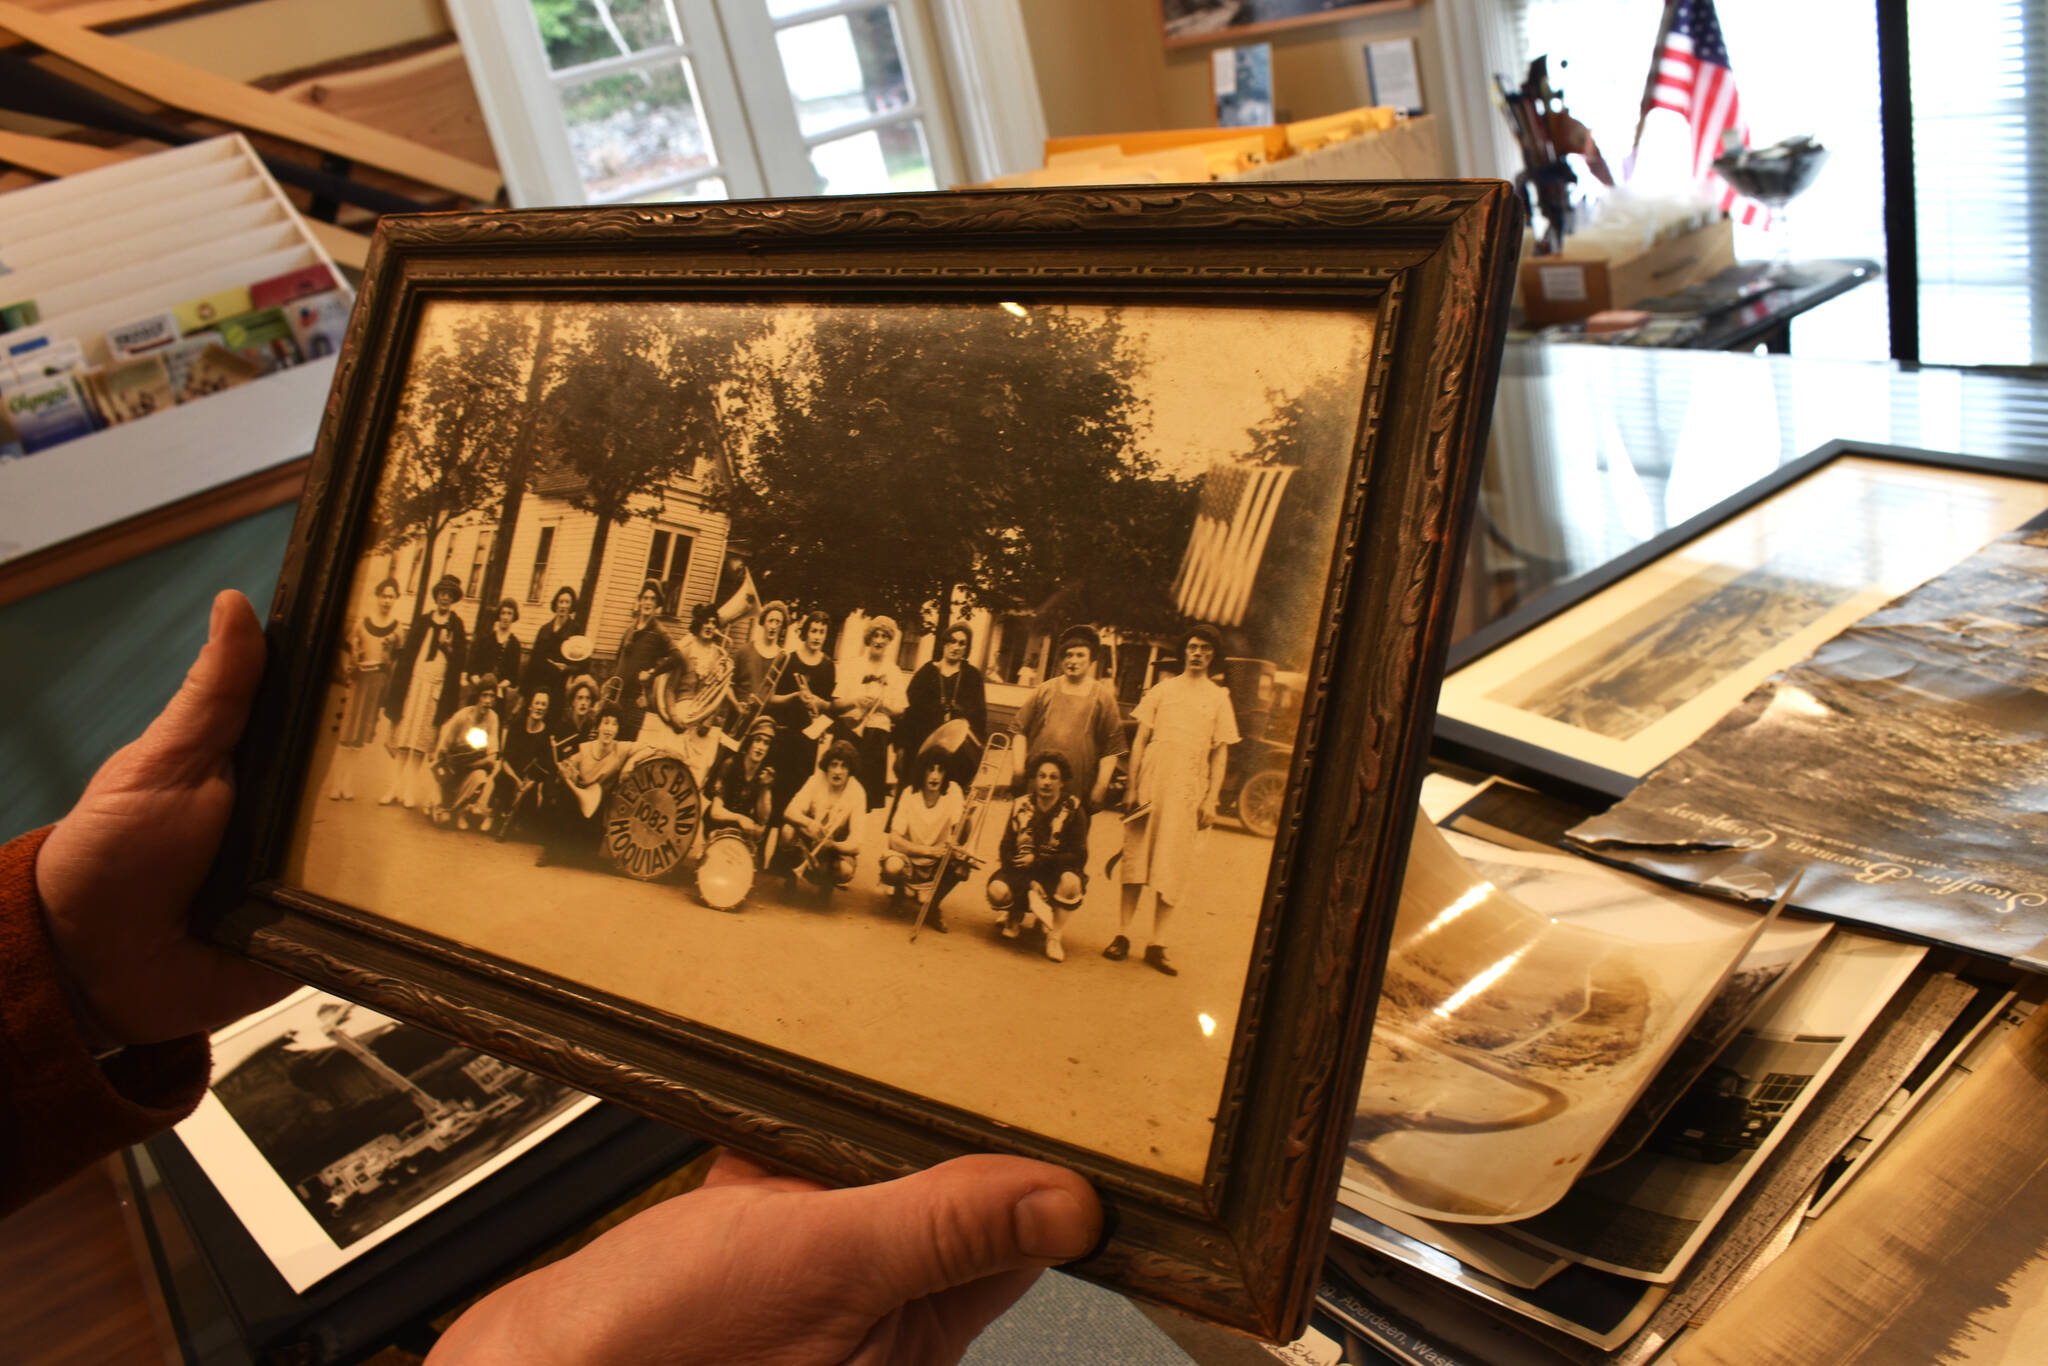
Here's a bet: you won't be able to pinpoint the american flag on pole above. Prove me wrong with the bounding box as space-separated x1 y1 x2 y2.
1172 459 1295 627
1646 0 1768 226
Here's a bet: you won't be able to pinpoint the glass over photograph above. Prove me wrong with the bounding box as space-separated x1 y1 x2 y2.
284 295 1373 1180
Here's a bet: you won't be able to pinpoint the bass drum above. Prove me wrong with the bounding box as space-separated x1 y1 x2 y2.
601 754 702 881
696 828 758 911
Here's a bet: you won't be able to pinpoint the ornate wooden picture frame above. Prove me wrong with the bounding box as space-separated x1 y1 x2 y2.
203 183 1519 1338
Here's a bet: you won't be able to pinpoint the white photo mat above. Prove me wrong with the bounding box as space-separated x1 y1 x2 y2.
175 988 598 1293
1440 456 2048 780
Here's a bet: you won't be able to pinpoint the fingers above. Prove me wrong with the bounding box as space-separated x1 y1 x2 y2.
132 591 266 786
802 1155 1101 1314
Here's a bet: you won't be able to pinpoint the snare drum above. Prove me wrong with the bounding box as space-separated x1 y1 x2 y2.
696 828 757 911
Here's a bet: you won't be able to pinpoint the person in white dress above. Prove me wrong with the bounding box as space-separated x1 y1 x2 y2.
1109 625 1239 976
879 754 967 931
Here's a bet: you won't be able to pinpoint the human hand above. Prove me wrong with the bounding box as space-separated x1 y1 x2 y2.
36 591 292 1046
435 1151 1098 1366
1198 799 1218 830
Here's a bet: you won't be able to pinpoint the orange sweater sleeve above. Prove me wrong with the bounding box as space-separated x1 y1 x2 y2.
0 827 210 1216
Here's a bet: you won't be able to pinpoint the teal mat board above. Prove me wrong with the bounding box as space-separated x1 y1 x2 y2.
0 503 296 842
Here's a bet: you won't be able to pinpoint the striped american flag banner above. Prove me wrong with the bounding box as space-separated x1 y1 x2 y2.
1172 460 1296 627
1648 0 1769 227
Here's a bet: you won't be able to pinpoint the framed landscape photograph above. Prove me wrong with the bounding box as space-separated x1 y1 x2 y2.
1435 441 2048 800
203 183 1520 1338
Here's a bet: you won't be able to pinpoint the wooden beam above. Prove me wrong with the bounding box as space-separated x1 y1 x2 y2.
301 214 370 269
0 126 131 175
2 0 224 48
0 1 501 201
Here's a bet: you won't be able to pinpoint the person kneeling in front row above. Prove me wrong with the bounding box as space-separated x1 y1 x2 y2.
880 753 968 932
776 738 865 896
988 751 1088 962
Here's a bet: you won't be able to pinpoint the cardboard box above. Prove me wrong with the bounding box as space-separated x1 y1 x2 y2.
1519 217 1735 326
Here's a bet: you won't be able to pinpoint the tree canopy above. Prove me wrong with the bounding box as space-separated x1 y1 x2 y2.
532 306 772 622
712 302 1198 640
374 308 536 613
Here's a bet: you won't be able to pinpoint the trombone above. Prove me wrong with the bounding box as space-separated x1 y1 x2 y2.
909 731 1012 942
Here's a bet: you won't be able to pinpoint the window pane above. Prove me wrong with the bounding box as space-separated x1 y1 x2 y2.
527 526 556 602
628 175 729 204
809 120 934 195
531 0 681 71
764 0 835 18
559 60 718 201
775 6 912 139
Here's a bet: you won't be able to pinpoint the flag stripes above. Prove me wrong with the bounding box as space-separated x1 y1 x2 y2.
1173 461 1296 627
1647 1 1768 227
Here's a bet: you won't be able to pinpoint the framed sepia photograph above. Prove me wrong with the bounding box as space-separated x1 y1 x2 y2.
1435 441 2048 800
203 182 1520 1338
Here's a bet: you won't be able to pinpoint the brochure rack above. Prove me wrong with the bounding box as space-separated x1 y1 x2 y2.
0 135 350 600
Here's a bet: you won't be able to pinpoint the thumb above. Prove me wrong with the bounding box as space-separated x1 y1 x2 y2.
804 1155 1101 1313
129 591 266 785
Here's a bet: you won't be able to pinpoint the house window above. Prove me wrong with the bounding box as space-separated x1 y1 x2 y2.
645 528 695 615
467 529 496 599
447 0 964 207
527 525 557 602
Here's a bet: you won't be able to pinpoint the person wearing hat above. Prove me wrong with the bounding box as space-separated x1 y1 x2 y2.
664 601 739 786
520 586 582 714
1108 624 1239 977
1007 624 1126 815
703 715 779 854
468 598 524 711
898 621 989 794
380 573 469 808
832 615 909 811
552 673 601 752
608 580 687 744
731 599 789 718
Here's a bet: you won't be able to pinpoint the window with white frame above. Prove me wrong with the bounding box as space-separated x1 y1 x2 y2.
450 0 975 207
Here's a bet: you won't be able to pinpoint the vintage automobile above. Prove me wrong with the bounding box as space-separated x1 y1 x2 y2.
1216 658 1303 839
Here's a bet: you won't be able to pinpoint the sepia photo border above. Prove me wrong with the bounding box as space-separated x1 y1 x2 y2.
1435 441 2048 803
200 184 1521 1341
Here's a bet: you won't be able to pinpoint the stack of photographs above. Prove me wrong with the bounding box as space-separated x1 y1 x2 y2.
1315 785 2023 1364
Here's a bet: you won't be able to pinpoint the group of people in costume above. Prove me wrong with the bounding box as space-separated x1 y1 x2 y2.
323 568 1241 973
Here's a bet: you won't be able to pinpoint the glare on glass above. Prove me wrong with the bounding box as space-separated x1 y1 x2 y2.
774 6 912 139
533 0 682 71
559 61 718 201
809 121 934 196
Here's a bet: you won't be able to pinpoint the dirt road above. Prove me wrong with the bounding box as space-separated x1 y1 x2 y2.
288 770 1279 1180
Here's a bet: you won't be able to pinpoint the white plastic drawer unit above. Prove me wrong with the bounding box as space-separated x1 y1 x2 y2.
0 135 350 571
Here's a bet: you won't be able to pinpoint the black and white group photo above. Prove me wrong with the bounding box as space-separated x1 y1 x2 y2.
193 991 590 1274
288 295 1372 1177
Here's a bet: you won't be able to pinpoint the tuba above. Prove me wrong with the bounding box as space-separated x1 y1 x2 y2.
651 648 734 731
